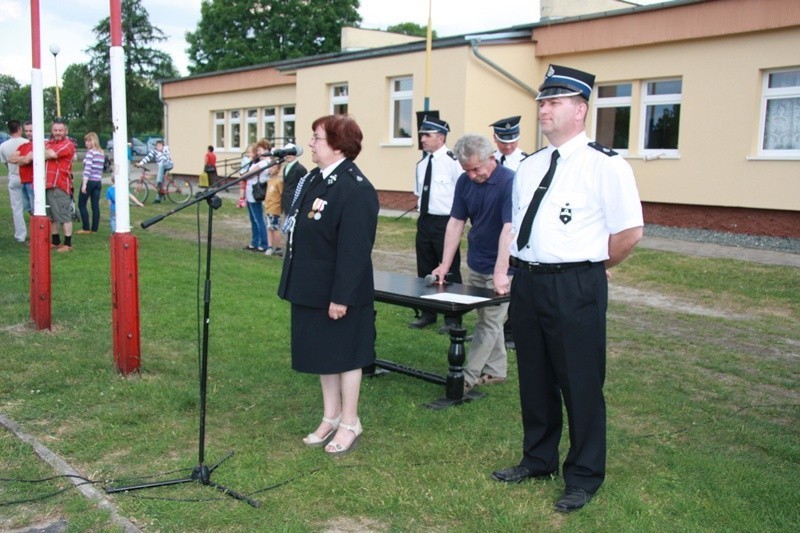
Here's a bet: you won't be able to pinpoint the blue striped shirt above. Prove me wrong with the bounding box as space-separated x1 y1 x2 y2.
83 149 105 181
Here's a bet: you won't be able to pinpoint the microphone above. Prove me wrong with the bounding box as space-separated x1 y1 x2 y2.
270 145 303 158
424 273 451 286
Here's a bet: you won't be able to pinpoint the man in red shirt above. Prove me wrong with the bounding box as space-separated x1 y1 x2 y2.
9 122 36 214
44 119 76 251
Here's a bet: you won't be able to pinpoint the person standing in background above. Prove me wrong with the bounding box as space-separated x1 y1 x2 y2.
43 119 76 252
204 145 218 186
0 120 29 242
280 143 307 218
490 116 527 172
76 132 105 234
410 116 464 334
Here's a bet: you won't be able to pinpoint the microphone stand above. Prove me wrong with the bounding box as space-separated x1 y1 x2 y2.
106 158 284 507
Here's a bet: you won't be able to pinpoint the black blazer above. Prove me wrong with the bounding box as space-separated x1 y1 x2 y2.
277 159 379 309
281 160 308 215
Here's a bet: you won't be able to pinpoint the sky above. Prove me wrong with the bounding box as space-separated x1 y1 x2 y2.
0 0 543 87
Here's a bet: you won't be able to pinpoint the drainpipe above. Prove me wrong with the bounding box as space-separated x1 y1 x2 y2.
159 81 168 143
468 37 544 150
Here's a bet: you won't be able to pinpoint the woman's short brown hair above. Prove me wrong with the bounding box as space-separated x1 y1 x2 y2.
311 115 363 160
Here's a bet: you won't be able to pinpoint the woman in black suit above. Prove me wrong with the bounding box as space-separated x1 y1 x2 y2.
278 115 379 456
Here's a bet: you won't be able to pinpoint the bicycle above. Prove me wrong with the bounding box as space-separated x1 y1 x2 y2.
129 165 194 204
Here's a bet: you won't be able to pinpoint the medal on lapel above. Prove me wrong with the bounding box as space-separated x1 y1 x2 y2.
308 198 328 220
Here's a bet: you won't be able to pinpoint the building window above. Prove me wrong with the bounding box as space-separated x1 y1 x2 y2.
390 76 413 143
214 111 225 149
594 83 631 153
331 83 349 115
281 105 296 144
263 107 276 143
641 79 681 155
229 110 241 150
760 68 800 156
246 109 258 145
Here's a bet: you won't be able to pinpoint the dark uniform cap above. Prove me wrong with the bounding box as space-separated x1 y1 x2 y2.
490 116 521 143
536 64 595 101
418 116 450 134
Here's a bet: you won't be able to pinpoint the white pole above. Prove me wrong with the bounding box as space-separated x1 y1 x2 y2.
110 45 131 233
30 70 46 216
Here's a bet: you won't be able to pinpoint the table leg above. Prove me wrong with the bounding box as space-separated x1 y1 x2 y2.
425 327 485 410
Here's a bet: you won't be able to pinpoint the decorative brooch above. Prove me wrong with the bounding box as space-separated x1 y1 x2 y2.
308 198 328 220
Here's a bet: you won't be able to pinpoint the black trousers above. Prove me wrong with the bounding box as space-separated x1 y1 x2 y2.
509 262 607 493
415 214 462 321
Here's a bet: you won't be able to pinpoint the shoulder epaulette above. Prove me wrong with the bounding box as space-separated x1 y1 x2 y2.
521 147 545 162
345 165 367 184
588 142 617 157
446 150 457 161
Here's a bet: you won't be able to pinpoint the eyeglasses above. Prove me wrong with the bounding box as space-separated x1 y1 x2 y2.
310 135 327 143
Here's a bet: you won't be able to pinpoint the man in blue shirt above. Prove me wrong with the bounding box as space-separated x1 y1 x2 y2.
430 134 514 391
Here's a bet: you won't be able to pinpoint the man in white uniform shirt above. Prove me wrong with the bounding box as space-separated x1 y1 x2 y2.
410 116 464 332
490 115 527 172
491 65 643 513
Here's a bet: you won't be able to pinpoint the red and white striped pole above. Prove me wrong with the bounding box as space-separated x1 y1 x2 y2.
109 0 141 374
29 0 51 330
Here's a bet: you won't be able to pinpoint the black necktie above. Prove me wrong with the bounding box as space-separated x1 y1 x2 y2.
420 154 433 215
516 149 560 250
500 155 506 167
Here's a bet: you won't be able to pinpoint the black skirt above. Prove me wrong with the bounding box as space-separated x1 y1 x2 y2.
290 303 376 374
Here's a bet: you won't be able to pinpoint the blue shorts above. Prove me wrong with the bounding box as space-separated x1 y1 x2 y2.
265 214 281 230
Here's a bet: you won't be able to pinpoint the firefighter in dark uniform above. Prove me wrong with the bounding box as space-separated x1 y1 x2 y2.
278 115 379 457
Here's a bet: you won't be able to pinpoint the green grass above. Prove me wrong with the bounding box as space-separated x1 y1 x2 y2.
0 182 798 531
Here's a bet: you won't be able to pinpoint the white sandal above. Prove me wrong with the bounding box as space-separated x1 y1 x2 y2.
303 415 340 447
324 418 362 456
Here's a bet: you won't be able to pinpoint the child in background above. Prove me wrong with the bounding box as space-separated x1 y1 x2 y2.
106 176 144 233
264 161 284 257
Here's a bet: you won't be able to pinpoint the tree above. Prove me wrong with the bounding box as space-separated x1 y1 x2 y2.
60 63 95 131
0 74 22 126
186 0 362 74
86 0 177 134
386 22 437 39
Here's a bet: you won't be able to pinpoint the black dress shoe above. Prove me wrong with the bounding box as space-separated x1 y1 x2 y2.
408 315 436 329
554 486 593 513
491 465 557 484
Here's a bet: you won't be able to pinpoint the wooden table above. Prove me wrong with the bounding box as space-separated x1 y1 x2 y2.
370 271 510 409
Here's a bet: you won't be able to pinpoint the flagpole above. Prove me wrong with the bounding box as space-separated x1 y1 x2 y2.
424 0 433 111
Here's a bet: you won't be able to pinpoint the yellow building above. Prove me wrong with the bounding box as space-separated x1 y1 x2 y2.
161 0 800 236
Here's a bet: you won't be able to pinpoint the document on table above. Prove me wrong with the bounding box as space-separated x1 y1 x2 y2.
420 293 490 305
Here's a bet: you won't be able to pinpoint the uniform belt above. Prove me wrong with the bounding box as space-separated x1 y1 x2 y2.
509 256 596 273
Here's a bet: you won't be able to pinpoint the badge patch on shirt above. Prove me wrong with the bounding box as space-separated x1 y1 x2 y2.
559 204 572 225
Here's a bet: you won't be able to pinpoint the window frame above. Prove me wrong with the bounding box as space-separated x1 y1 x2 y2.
228 109 242 151
281 105 296 145
262 107 276 144
213 111 226 151
593 83 632 155
389 76 414 146
330 83 349 115
758 67 800 158
639 78 682 158
245 109 259 146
